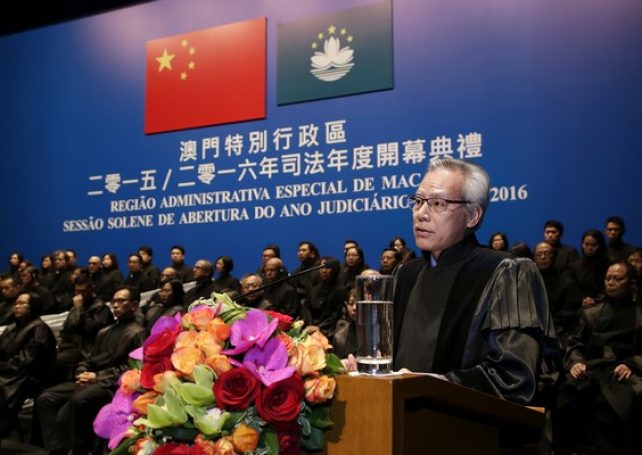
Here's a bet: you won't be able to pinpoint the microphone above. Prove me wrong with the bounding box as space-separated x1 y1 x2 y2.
234 262 328 302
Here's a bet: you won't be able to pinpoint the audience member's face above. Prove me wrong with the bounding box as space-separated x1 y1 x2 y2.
345 248 360 267
54 253 67 271
13 293 31 321
393 239 404 251
19 269 34 286
379 251 398 273
262 249 277 265
544 227 561 244
345 293 357 321
534 243 555 270
41 256 52 270
66 251 77 267
413 169 478 258
192 260 210 281
139 250 152 265
128 255 142 273
171 248 185 265
605 263 633 300
215 259 224 273
0 279 20 299
297 243 313 262
491 235 506 251
74 282 94 300
160 268 177 283
605 222 623 241
241 275 263 301
111 289 137 319
159 282 174 304
343 241 357 253
582 235 600 258
628 252 642 275
9 254 20 267
102 255 113 269
88 257 101 273
319 260 333 281
264 259 281 282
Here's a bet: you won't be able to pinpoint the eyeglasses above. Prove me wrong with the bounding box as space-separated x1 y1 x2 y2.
408 195 470 213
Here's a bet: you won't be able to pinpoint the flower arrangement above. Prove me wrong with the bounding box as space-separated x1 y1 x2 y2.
94 293 344 454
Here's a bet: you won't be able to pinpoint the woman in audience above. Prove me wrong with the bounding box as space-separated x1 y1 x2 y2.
388 236 416 263
489 232 509 251
143 279 184 330
339 246 367 290
39 254 55 288
510 241 533 259
332 288 357 359
97 253 123 302
303 257 345 337
566 230 609 307
213 255 240 293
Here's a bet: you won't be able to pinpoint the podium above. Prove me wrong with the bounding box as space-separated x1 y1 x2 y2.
324 374 544 454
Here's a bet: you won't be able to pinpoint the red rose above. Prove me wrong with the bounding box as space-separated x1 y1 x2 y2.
153 442 204 454
276 421 302 455
256 374 304 424
144 325 182 360
263 310 293 332
213 367 260 411
141 356 174 389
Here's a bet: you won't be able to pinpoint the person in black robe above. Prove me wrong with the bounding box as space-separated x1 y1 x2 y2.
0 276 23 326
38 255 55 289
123 253 155 292
554 262 642 454
264 258 300 318
339 246 368 291
303 257 345 337
566 229 609 307
543 220 579 272
393 158 555 404
169 245 193 283
19 265 55 315
213 256 241 293
237 273 272 310
291 242 321 304
49 250 73 312
183 259 222 309
605 216 636 264
95 253 123 303
143 279 183 330
0 292 56 438
138 245 161 290
332 288 357 359
35 285 147 455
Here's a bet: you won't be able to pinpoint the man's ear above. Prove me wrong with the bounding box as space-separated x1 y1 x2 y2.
466 206 483 229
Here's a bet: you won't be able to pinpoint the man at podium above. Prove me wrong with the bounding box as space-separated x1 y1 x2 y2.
394 158 556 404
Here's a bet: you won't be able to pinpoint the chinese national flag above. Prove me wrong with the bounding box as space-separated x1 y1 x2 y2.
145 17 266 134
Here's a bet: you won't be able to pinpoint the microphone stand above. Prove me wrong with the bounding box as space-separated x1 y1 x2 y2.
233 262 327 302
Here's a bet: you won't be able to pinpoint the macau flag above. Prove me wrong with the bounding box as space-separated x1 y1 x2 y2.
277 1 393 105
145 17 266 134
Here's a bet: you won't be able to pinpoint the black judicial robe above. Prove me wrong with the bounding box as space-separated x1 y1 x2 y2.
394 234 556 404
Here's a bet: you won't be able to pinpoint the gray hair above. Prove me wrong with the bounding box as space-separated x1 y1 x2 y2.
427 158 490 229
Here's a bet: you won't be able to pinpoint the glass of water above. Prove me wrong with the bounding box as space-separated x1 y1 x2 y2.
355 274 394 374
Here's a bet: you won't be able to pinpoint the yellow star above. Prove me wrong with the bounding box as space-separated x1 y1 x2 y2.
311 42 317 49
341 28 347 35
156 49 175 72
328 25 336 34
318 32 324 40
181 39 188 47
181 72 188 80
347 35 353 42
188 61 195 70
189 47 196 56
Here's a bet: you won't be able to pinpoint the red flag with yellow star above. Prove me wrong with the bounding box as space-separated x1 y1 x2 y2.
145 17 266 134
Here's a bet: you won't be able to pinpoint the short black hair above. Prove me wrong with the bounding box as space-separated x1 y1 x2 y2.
171 245 186 255
139 245 153 256
606 216 626 231
544 220 564 235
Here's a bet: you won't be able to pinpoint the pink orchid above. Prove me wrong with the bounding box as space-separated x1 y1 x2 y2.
222 309 278 356
242 337 295 386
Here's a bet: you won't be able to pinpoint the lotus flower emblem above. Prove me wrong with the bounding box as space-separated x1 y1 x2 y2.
310 36 355 82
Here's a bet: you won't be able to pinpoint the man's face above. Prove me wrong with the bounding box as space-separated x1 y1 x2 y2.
66 251 77 267
412 169 479 257
13 293 31 320
74 282 94 300
192 260 209 281
128 256 142 273
605 263 633 300
171 248 185 264
9 254 20 267
111 289 137 319
262 249 276 265
19 269 33 286
605 222 623 241
160 267 177 283
380 251 398 273
0 279 20 299
534 243 555 270
139 250 151 265
264 259 281 282
88 256 101 273
544 227 561 244
297 244 313 262
628 252 642 275
241 275 263 301
54 253 67 270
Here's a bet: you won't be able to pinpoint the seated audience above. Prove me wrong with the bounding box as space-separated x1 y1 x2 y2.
169 245 193 283
49 250 73 312
292 241 321 304
388 236 416 263
138 245 160 289
95 253 123 303
510 241 533 259
264 258 300 318
19 265 55 315
238 273 271 309
213 255 240 293
332 288 357 359
488 231 509 251
379 247 401 275
0 276 23 326
123 253 155 292
605 216 635 264
543 220 579 272
143 279 184 330
303 257 344 337
339 246 368 290
566 230 609 308
183 259 222 309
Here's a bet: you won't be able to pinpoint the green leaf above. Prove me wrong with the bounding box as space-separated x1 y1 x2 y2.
301 426 325 451
298 414 312 436
307 405 333 429
262 429 280 455
127 358 142 370
222 411 245 432
108 434 138 455
324 353 345 375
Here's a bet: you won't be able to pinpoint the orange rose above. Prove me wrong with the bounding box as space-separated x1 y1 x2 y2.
277 333 295 354
304 375 336 404
132 437 156 454
184 305 216 330
302 327 332 351
195 434 217 455
119 369 140 394
132 390 159 415
153 371 180 393
212 437 235 455
175 330 199 350
197 331 223 357
171 347 204 378
231 423 259 453
207 317 231 342
204 354 232 376
289 343 326 376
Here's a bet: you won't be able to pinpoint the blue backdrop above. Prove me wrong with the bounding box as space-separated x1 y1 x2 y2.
1 0 640 275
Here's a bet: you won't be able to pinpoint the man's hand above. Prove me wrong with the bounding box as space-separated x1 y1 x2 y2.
613 364 632 382
75 371 97 386
72 294 84 309
582 297 596 308
570 362 588 379
341 354 357 372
